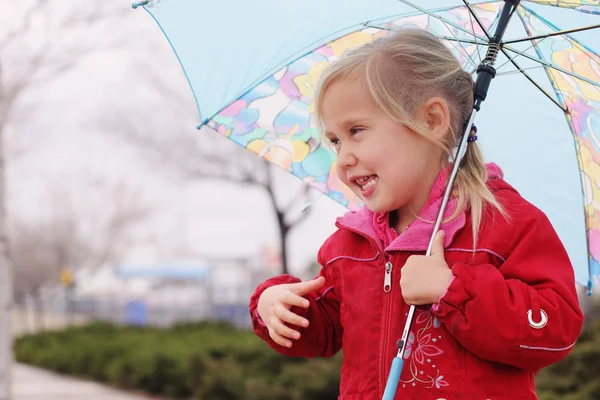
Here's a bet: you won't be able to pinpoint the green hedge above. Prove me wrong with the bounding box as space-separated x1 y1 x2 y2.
14 321 342 400
536 319 600 400
14 319 600 399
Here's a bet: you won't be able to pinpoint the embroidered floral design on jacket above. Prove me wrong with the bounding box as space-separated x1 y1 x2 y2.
401 308 448 389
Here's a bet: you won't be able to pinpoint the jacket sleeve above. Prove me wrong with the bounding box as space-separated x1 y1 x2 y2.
432 206 584 371
248 247 343 358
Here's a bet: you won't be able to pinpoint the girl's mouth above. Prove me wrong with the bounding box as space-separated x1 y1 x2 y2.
355 175 378 195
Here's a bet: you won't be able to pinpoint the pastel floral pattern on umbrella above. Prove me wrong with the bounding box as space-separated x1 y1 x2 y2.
526 0 599 14
446 3 501 40
518 5 600 285
207 30 383 210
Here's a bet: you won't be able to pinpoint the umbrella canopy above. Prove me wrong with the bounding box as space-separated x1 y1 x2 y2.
132 0 600 291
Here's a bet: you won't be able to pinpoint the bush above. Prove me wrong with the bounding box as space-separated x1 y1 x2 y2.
14 318 599 399
14 321 342 399
536 319 600 400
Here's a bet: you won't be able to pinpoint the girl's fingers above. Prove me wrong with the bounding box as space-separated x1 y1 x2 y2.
279 291 310 309
289 276 326 296
268 326 292 348
270 315 302 341
275 303 309 328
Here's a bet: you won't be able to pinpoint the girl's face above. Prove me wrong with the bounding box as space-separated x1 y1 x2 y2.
320 80 447 216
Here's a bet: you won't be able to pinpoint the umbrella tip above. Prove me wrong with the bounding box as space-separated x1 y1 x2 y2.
132 1 149 9
300 193 324 213
587 279 593 296
301 202 313 213
197 118 210 130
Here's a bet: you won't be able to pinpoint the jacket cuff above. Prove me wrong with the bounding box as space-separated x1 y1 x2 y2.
249 274 302 335
431 265 474 320
431 276 456 312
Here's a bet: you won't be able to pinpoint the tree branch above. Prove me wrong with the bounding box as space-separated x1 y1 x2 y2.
0 0 47 51
1 1 128 114
106 58 318 274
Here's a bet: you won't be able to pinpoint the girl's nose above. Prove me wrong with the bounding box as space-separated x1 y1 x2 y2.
337 146 358 169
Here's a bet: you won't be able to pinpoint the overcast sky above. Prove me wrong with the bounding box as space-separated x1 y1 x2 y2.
5 1 347 277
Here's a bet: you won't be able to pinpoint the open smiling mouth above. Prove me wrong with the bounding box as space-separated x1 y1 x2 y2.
355 175 378 195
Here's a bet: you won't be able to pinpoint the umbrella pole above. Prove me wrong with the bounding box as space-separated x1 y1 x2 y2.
382 1 520 399
381 109 477 400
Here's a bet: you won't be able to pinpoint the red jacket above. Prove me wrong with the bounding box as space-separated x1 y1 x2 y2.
250 165 584 400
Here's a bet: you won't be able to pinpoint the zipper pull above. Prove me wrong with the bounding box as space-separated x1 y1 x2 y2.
383 262 393 292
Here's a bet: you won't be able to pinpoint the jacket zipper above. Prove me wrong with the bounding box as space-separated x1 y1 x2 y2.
334 223 395 398
383 261 393 292
381 260 394 397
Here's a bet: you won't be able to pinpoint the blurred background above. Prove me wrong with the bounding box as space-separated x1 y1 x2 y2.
1 1 599 400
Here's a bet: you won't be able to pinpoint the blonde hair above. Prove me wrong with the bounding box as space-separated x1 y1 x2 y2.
315 28 505 242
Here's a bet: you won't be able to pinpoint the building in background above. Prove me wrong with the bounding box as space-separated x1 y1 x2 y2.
25 251 276 330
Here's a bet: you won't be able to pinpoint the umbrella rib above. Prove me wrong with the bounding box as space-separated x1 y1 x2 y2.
500 47 567 111
438 36 488 46
441 21 480 70
367 24 483 47
504 45 600 88
519 4 600 60
461 0 493 40
487 8 502 35
394 0 489 42
466 8 483 63
504 23 600 44
496 38 545 71
365 29 480 70
496 65 545 75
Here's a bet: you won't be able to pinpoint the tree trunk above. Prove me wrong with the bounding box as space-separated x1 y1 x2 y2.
0 119 12 400
263 165 290 276
276 210 289 275
31 290 44 332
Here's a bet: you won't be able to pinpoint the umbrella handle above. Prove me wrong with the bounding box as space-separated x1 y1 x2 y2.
379 0 517 380
380 109 478 400
382 357 404 400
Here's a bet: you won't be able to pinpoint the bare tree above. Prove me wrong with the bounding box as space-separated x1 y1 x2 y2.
78 179 151 269
126 123 312 276
11 223 57 330
10 220 83 331
0 2 128 396
107 57 315 275
11 179 150 330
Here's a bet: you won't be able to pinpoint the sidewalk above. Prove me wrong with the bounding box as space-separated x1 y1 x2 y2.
13 363 152 400
12 309 89 338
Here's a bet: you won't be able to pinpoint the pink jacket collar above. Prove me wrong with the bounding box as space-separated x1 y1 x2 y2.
335 163 504 253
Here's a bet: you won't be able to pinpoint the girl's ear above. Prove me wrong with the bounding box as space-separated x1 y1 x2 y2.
416 97 451 140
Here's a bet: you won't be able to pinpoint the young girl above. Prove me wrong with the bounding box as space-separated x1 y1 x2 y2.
249 28 584 400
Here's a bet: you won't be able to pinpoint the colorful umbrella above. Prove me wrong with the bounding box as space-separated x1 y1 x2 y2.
133 0 599 397
133 0 599 291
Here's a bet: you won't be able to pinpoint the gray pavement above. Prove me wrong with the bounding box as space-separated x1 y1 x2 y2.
12 363 153 400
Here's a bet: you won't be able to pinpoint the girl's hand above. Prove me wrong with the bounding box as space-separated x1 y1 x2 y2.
257 276 326 348
400 230 453 305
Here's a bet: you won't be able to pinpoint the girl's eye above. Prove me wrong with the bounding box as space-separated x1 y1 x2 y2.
327 138 340 154
350 127 364 135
